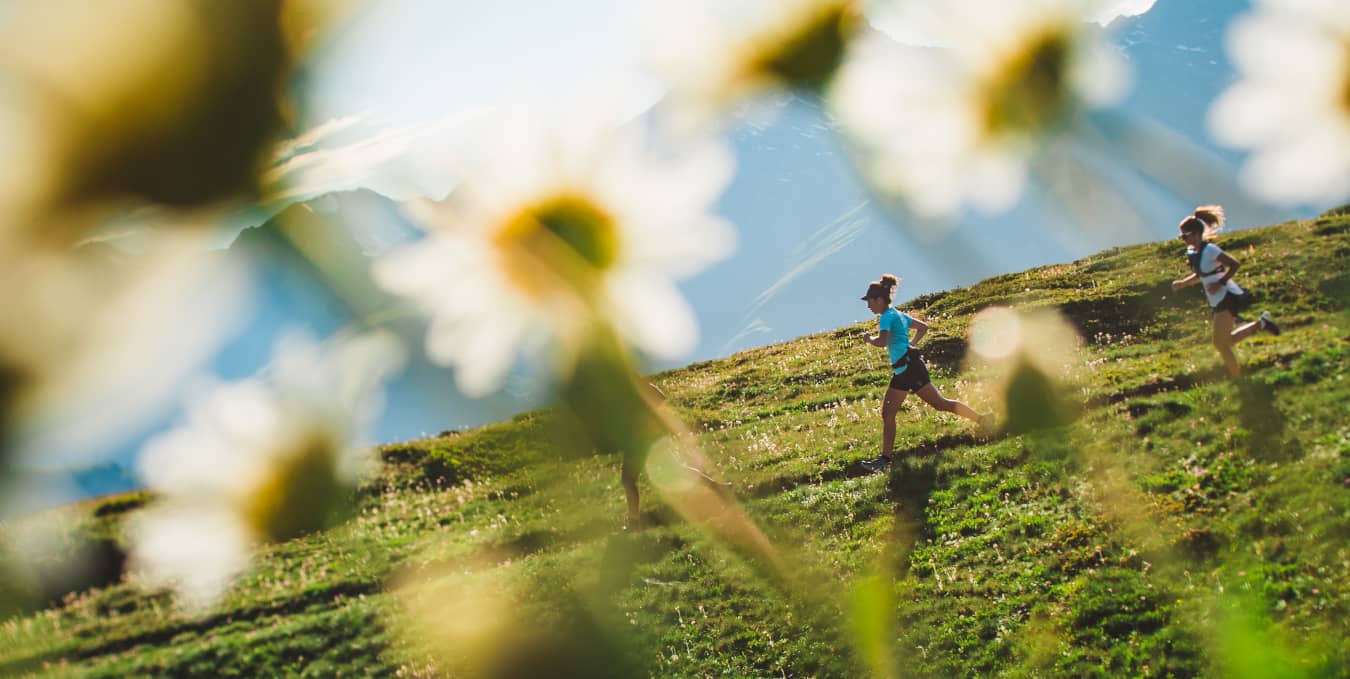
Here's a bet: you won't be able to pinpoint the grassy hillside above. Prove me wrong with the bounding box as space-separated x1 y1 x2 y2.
2 212 1347 677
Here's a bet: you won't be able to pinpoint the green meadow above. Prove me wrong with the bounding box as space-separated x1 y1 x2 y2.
2 211 1347 677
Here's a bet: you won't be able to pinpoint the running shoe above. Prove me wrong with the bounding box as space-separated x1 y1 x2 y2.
978 413 997 435
861 454 892 473
1258 311 1281 336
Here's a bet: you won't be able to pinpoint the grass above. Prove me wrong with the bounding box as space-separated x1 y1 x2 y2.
1 212 1347 677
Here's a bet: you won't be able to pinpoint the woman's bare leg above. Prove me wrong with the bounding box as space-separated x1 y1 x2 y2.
1231 319 1261 344
621 458 640 524
915 383 982 423
1213 311 1242 378
881 387 908 457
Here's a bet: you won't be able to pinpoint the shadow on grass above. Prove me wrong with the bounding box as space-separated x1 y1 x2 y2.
478 591 650 679
743 432 983 501
452 514 635 568
885 458 940 577
1085 351 1305 415
0 579 383 676
1088 366 1222 409
1316 271 1350 310
1236 379 1299 462
1059 280 1180 344
594 531 686 599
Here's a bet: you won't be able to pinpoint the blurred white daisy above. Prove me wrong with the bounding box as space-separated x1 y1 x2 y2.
128 331 404 610
1209 0 1350 205
636 0 861 125
1 234 248 474
831 0 1128 217
965 306 1086 432
0 1 292 216
372 112 736 397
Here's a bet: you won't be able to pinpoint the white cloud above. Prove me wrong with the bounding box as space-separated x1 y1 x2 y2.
305 0 659 126
1090 0 1159 25
872 0 1159 46
744 200 870 319
265 109 488 206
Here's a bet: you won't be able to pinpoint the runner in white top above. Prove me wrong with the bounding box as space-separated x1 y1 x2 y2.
1170 205 1280 378
1192 239 1245 308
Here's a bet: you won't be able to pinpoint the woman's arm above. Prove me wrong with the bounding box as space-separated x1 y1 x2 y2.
1220 252 1236 284
908 316 929 345
865 330 891 347
1171 273 1199 292
1211 252 1241 293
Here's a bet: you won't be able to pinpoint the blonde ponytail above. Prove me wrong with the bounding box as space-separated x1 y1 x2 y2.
1193 205 1225 239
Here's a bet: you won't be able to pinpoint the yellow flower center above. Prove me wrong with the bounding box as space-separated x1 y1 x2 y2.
0 360 22 453
497 194 620 296
981 30 1072 138
244 434 346 543
747 2 859 92
1342 41 1350 113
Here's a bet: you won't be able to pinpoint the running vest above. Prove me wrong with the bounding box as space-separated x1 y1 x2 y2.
1187 242 1223 277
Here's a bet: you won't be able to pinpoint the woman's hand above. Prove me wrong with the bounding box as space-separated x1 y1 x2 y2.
1205 281 1223 294
1172 274 1199 292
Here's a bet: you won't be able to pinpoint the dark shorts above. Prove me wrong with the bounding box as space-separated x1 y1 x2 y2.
1212 289 1254 318
887 353 931 392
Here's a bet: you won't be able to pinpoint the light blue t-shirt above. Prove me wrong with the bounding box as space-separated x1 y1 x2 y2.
879 307 913 374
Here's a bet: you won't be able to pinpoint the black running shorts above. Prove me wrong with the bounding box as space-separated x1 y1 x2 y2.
887 353 931 392
1212 289 1254 317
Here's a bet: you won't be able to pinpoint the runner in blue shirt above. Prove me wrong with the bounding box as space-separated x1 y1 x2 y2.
1170 205 1280 378
859 274 993 472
